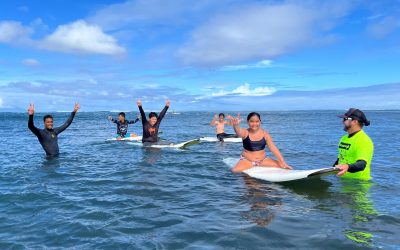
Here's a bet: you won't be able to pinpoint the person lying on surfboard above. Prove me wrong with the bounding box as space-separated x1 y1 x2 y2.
210 113 238 141
108 112 140 140
227 112 292 173
137 99 170 143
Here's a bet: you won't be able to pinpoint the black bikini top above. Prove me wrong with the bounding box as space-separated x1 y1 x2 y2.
243 134 267 151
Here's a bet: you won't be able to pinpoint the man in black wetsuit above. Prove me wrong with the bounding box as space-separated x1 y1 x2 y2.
28 103 80 156
136 99 169 143
108 112 140 139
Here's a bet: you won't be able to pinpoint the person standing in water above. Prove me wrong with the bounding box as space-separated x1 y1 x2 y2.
210 113 237 141
335 108 374 180
228 112 292 173
136 99 170 143
108 112 140 139
28 102 80 156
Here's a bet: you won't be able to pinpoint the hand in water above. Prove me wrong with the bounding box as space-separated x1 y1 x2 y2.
137 99 142 106
166 100 171 107
28 103 35 115
74 102 80 112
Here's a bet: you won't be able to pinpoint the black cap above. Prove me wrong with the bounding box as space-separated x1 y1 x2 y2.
338 108 370 126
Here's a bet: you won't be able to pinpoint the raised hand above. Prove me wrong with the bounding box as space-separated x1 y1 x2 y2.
74 102 80 112
28 103 35 115
137 99 142 106
166 99 171 107
228 113 241 126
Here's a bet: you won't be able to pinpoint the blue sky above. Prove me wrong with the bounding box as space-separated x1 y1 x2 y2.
0 0 399 111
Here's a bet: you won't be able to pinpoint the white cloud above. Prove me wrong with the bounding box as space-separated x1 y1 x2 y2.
0 97 3 107
221 60 272 71
179 2 352 66
22 58 40 66
367 16 400 39
211 83 276 97
87 0 231 31
0 21 32 44
41 20 126 55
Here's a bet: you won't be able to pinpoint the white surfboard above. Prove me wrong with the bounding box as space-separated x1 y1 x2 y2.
200 137 242 143
106 136 142 142
223 157 340 182
129 139 200 149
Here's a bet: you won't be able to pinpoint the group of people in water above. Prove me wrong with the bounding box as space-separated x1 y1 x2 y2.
28 100 374 181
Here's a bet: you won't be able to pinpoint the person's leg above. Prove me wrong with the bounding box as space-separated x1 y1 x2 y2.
130 133 137 137
224 133 238 138
259 158 281 168
217 133 225 142
232 158 253 172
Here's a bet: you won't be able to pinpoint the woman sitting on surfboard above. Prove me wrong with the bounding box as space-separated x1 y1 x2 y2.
137 99 169 143
228 112 292 173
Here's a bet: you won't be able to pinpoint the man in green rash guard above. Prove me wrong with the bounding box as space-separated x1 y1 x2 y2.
28 103 80 157
334 108 374 180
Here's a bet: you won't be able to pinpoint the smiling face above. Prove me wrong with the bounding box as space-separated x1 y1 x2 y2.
44 118 54 129
247 115 261 131
149 116 157 126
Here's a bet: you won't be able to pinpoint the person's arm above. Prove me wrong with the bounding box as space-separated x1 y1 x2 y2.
54 103 79 134
227 114 246 138
108 116 117 124
27 103 41 137
336 160 367 176
265 132 292 169
137 100 147 125
157 100 170 123
210 115 218 126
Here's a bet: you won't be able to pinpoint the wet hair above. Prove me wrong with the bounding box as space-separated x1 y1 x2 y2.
247 112 261 122
43 114 53 122
149 112 158 119
118 112 126 118
219 113 225 118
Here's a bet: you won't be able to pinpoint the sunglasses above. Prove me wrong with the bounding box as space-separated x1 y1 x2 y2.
343 117 353 121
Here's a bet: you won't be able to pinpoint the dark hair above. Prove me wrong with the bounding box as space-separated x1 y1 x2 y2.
118 112 126 118
149 112 158 119
219 113 225 118
43 114 53 122
247 112 261 122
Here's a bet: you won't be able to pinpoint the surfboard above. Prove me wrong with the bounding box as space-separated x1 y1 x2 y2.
129 139 200 149
223 157 340 182
200 137 242 142
106 135 142 142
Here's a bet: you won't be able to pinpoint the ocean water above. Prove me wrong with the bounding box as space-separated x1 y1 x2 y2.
0 110 399 249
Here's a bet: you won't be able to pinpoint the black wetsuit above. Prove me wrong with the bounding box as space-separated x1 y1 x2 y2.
28 112 76 156
110 117 139 137
139 105 168 143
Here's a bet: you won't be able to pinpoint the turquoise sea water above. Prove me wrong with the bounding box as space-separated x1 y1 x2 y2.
0 111 399 249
